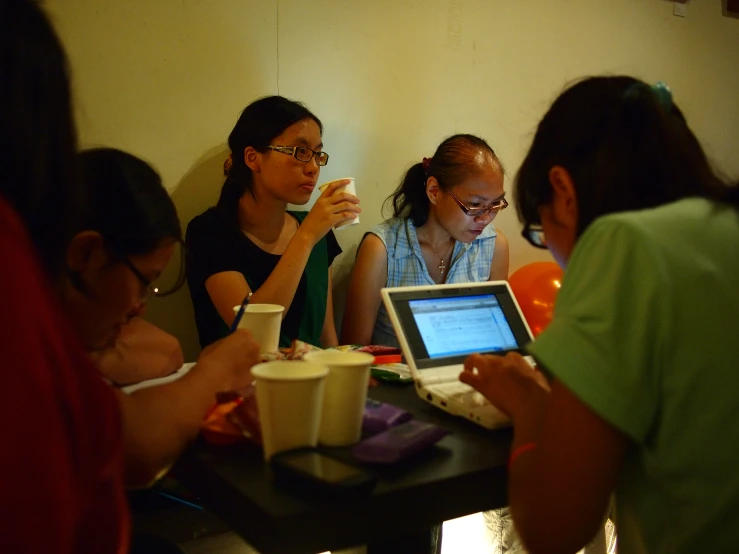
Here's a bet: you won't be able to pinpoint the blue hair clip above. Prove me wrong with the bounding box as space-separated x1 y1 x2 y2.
651 81 673 110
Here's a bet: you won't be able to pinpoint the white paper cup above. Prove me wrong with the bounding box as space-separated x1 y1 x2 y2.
250 361 329 460
303 350 375 446
318 177 359 230
232 303 284 354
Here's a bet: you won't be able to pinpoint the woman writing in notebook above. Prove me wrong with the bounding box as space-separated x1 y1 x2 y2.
64 148 261 486
341 134 509 348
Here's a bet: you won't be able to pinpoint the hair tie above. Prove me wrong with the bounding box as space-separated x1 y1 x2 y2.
625 80 673 111
223 153 233 176
422 157 432 174
650 81 673 110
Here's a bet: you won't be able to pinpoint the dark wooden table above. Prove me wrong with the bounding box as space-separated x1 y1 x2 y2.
173 383 513 554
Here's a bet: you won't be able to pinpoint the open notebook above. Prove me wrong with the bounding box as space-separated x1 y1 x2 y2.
381 281 534 429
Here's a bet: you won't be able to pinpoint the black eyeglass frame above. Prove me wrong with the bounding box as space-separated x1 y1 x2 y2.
442 186 509 217
521 223 547 249
267 145 329 166
122 258 157 303
119 238 187 302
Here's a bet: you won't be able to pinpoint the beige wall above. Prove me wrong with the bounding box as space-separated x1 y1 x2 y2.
48 0 739 360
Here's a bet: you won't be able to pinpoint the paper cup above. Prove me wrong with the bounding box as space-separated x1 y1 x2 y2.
250 361 329 460
318 177 359 230
233 303 284 354
303 350 375 446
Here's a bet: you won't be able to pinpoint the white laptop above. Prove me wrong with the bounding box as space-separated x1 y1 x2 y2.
381 281 534 430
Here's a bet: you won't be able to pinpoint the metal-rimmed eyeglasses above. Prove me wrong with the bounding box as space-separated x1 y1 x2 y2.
521 223 547 249
267 145 329 166
443 187 508 217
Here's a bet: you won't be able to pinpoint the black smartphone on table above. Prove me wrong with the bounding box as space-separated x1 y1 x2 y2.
270 448 377 497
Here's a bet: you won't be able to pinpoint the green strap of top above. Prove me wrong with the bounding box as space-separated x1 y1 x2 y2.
219 212 328 348
291 211 328 347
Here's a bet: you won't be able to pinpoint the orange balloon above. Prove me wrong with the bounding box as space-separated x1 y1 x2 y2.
508 262 563 337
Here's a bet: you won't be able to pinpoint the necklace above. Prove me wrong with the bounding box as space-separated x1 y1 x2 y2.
419 231 454 275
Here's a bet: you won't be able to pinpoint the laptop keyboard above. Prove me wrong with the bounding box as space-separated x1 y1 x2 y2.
425 382 510 429
438 382 489 406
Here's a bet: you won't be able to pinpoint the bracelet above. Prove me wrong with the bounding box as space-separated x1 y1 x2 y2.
508 442 537 469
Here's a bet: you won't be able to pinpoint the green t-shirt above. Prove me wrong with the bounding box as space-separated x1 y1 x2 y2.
528 198 739 554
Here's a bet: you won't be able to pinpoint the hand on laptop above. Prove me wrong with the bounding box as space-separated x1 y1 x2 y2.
460 352 550 420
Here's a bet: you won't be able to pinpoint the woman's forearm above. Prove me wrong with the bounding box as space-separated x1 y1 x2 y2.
115 359 234 487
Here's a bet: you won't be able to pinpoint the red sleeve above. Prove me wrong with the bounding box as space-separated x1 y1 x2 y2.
0 198 129 554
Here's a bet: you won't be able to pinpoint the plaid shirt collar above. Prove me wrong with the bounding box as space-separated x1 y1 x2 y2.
390 217 497 261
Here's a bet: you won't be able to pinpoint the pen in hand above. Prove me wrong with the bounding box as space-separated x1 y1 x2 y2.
229 292 252 333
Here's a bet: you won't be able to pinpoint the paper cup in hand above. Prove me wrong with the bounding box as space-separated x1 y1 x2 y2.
318 177 359 230
303 350 375 446
250 361 329 460
232 303 284 354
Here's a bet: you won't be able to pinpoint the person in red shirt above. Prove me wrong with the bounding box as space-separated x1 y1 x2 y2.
1 2 259 552
0 2 129 551
0 198 129 553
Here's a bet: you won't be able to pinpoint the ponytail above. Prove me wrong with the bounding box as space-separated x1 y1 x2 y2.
384 162 430 226
216 176 247 229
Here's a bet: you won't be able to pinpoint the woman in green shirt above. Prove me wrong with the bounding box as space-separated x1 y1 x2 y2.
462 76 739 554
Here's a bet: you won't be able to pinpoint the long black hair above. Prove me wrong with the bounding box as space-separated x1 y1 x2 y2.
0 0 81 279
515 76 738 235
217 96 322 227
384 134 501 227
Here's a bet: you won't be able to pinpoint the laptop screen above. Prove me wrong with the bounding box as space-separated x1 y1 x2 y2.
409 294 518 358
383 283 532 370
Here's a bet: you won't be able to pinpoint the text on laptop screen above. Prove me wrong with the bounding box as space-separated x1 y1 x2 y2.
408 294 519 359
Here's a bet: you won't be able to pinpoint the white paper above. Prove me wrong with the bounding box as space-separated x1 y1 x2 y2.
121 362 196 394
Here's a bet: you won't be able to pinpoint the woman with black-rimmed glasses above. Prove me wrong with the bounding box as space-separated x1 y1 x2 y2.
341 133 510 348
186 96 361 350
64 147 261 488
461 77 739 554
59 147 190 390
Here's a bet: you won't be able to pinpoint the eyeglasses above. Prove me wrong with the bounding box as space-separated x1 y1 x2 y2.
267 145 329 166
521 224 547 249
120 241 186 303
122 258 158 303
443 187 509 217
